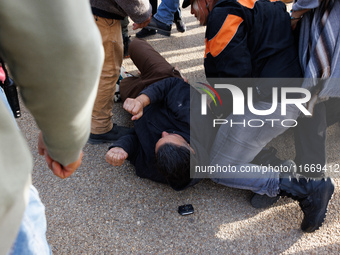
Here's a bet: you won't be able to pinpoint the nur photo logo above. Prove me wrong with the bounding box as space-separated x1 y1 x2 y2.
198 81 313 128
197 82 223 115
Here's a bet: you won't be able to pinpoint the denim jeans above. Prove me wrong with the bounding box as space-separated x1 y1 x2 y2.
0 86 11 112
1 88 50 255
9 186 51 255
154 0 180 25
210 101 300 197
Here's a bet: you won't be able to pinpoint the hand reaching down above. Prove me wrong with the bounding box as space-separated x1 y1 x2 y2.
132 16 151 30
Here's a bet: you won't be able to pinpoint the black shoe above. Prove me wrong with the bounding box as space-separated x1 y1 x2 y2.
136 28 156 38
300 178 335 232
145 17 171 36
250 194 280 209
88 124 134 144
279 172 335 232
174 19 186 33
123 35 131 58
174 10 186 33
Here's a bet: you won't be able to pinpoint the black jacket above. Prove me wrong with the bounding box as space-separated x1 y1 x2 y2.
204 0 302 113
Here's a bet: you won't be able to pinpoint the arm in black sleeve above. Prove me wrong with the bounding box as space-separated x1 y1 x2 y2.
140 77 190 124
109 132 139 162
140 77 186 103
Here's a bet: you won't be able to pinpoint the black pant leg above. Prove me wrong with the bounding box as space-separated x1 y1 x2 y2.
294 102 327 178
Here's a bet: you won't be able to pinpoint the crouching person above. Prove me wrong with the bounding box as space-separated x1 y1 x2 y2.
182 0 335 233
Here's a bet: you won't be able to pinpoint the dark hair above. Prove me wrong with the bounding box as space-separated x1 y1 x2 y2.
156 143 191 191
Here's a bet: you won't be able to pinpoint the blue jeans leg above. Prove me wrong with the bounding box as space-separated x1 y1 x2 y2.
209 101 300 197
1 87 18 129
1 88 50 254
0 87 11 112
154 0 180 25
9 186 51 255
210 163 281 197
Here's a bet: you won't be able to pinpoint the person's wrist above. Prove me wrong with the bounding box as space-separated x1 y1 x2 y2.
290 10 303 20
136 94 150 107
135 97 145 108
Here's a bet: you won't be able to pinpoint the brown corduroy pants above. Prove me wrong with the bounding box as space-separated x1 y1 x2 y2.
120 38 183 101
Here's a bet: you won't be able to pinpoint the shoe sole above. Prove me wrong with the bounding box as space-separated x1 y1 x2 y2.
157 29 171 36
136 32 156 38
301 178 335 233
145 25 171 36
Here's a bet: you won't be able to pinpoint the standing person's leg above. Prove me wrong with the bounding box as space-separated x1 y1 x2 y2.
119 38 183 100
0 90 50 255
294 98 340 178
90 16 132 144
136 0 158 38
0 86 11 113
150 0 158 15
154 0 179 25
9 186 51 255
136 0 185 37
146 0 180 36
121 17 129 39
294 102 327 178
173 7 186 33
121 17 131 58
325 98 340 125
91 17 122 135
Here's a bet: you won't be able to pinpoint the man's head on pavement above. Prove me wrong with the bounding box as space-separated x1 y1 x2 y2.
183 0 217 26
155 131 190 153
155 131 194 191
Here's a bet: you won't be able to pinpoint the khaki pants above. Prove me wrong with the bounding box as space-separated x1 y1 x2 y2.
91 16 123 134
